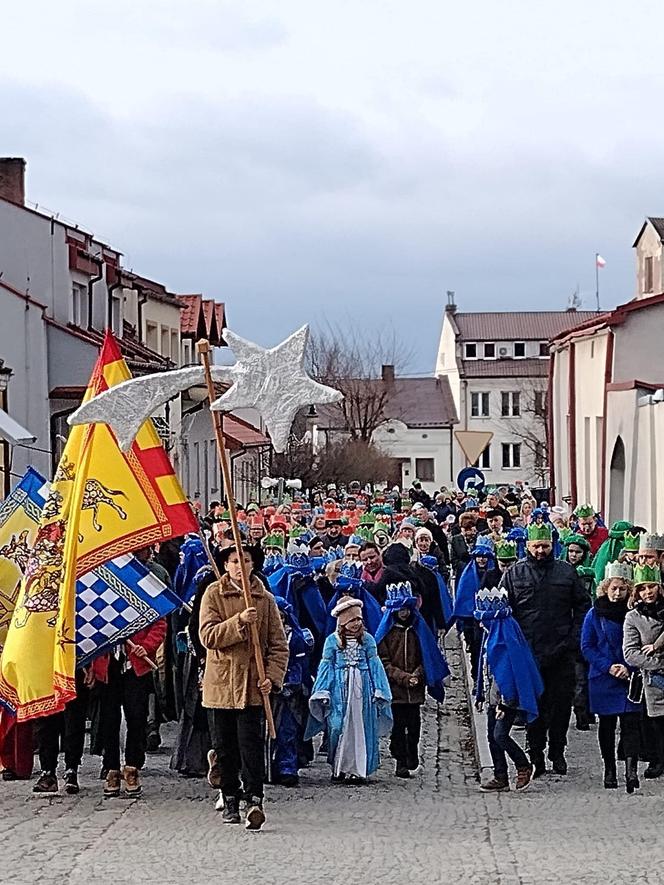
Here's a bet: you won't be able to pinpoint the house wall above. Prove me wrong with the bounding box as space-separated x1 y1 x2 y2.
435 313 461 415
612 302 664 381
372 419 453 494
573 333 608 508
635 222 664 299
551 344 570 502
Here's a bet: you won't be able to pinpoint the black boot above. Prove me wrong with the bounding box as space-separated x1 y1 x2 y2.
221 795 241 824
603 760 618 789
625 757 640 794
531 753 546 778
643 761 664 779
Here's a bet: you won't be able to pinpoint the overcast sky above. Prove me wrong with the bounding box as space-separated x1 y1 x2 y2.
1 1 660 372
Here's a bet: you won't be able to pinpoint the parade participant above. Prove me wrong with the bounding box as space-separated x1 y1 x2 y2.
359 541 384 596
343 533 363 563
261 532 285 577
483 510 505 545
414 527 446 572
418 554 454 630
637 531 664 571
618 529 642 565
306 597 392 784
268 545 327 662
520 497 535 525
453 538 495 684
450 513 478 581
308 535 326 558
501 521 590 777
200 545 288 829
377 583 449 778
474 581 543 793
410 503 450 566
573 504 609 556
408 480 432 508
581 562 641 792
269 596 314 787
321 509 347 550
325 562 383 636
484 490 512 529
592 521 633 586
561 533 596 730
395 517 417 547
623 562 664 781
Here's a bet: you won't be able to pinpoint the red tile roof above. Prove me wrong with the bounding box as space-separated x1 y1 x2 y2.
461 358 549 378
223 415 270 450
452 310 598 341
178 294 203 336
177 294 226 346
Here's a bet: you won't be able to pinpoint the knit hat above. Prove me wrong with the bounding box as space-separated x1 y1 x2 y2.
331 595 364 626
527 522 553 541
563 532 590 552
415 527 433 541
604 561 633 583
633 563 662 587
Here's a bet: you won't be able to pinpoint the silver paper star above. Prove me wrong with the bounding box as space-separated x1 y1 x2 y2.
210 326 343 452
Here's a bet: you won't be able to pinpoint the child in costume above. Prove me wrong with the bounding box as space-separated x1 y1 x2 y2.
376 582 449 778
453 537 495 685
306 596 392 783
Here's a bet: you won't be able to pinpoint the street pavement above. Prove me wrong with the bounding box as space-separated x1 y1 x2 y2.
2 637 663 885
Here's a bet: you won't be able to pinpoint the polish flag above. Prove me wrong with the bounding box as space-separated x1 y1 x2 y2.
596 254 607 268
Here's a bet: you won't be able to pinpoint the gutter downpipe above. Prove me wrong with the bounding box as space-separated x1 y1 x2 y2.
600 330 615 517
87 257 104 331
547 347 556 503
568 342 578 508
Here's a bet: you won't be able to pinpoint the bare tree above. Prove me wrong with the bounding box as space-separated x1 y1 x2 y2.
501 380 549 485
272 437 396 490
307 323 414 441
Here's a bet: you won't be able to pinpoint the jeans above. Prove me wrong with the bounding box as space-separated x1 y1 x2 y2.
101 659 151 770
390 704 421 769
597 713 640 761
208 706 266 800
35 669 88 773
526 653 575 760
487 706 529 778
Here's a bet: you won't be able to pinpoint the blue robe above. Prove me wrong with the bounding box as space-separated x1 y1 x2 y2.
581 608 641 716
173 536 209 605
419 556 454 629
305 633 392 777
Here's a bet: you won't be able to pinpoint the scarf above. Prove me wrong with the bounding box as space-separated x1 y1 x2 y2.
635 599 664 623
593 594 628 624
375 604 450 702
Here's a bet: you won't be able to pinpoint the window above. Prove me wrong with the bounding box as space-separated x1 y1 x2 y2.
182 339 192 365
534 390 546 417
465 342 477 359
161 327 170 358
514 342 526 358
415 458 435 483
146 322 158 352
501 391 520 417
535 441 546 469
71 283 87 327
539 341 549 357
473 446 491 469
484 342 496 359
645 255 654 293
111 294 122 336
502 442 521 469
171 331 179 365
470 391 490 417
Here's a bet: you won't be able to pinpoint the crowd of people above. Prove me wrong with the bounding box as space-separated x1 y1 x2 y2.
3 477 664 829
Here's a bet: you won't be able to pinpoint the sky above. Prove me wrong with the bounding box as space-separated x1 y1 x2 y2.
1 1 661 373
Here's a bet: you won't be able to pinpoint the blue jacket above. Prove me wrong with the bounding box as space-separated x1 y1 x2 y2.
581 607 641 716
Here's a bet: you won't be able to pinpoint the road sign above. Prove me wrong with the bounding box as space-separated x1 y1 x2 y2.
456 467 486 494
454 430 493 466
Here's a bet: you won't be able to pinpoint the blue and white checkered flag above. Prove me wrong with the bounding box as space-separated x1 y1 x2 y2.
76 554 184 668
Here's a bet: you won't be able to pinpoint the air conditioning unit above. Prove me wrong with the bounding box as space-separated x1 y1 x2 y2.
498 347 509 357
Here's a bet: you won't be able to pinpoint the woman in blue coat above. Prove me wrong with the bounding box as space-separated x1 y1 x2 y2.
581 562 641 793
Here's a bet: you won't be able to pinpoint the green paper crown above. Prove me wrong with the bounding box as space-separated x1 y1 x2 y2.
557 526 573 542
289 525 305 538
633 563 662 586
527 522 553 541
623 531 641 552
358 513 375 527
356 525 374 542
262 532 285 551
573 504 595 519
495 539 517 560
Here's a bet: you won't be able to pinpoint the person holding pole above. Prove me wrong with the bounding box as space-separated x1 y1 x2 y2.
199 544 288 829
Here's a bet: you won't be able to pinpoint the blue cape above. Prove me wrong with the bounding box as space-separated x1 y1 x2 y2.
474 605 543 722
375 605 450 702
419 555 454 628
325 581 383 636
173 536 209 605
453 556 495 622
268 565 328 638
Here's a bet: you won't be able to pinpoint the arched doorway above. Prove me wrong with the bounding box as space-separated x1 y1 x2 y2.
609 436 626 524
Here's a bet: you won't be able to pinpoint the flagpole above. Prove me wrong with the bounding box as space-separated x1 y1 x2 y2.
595 252 600 312
197 339 276 739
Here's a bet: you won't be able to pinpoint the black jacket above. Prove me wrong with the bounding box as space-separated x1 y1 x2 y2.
450 533 476 581
421 519 450 566
500 553 591 663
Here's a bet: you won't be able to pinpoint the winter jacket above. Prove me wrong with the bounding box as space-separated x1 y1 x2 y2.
450 533 476 581
91 619 167 681
500 553 590 664
199 573 289 709
623 605 664 718
378 622 425 705
584 524 609 557
581 607 640 715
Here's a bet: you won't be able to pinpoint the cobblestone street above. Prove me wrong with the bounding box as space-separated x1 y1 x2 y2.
2 639 662 885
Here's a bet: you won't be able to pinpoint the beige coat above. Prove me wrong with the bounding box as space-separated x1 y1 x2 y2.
199 574 288 710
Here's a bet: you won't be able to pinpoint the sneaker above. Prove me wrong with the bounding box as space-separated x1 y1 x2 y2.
64 769 79 795
221 795 241 824
479 777 510 793
207 749 221 788
33 771 58 794
104 769 121 797
123 765 141 796
395 765 411 779
515 765 533 791
214 790 225 811
551 756 567 776
330 773 346 784
245 797 266 831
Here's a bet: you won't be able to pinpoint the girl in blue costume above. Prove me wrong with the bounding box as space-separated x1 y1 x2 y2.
306 597 392 783
325 562 383 636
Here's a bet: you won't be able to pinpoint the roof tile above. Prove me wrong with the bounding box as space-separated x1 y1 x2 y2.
461 358 549 378
453 310 597 341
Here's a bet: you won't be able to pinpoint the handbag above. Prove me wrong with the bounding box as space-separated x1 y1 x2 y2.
627 670 644 705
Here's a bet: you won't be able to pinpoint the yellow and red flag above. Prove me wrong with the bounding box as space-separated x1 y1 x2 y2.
0 331 197 720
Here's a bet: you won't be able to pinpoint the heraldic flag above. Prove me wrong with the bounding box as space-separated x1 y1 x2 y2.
0 330 197 721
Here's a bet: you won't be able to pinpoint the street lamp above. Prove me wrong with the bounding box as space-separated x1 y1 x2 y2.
0 359 13 393
0 359 12 497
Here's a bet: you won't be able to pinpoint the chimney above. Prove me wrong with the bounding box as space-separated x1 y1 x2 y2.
0 158 26 205
445 289 457 314
382 364 395 384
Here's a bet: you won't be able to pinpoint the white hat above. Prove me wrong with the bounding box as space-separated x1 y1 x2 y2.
331 596 364 626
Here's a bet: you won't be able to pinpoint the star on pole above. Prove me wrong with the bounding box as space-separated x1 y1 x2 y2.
210 326 343 452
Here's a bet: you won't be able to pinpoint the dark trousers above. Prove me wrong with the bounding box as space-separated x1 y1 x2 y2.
35 670 88 773
101 659 151 770
208 706 265 800
526 654 575 760
573 657 590 718
487 706 529 778
642 715 664 764
462 622 482 686
390 703 421 769
597 713 640 761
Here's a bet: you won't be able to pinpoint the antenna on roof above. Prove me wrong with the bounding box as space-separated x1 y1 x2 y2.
445 290 456 313
567 285 581 311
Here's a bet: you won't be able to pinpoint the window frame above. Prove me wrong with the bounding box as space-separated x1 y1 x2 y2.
501 391 521 417
645 255 654 293
473 446 491 469
415 457 435 483
483 342 496 359
470 391 490 418
513 341 526 359
464 342 478 360
501 442 522 469
539 341 549 357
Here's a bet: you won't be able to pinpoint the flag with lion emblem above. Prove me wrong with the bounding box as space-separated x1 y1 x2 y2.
0 330 197 721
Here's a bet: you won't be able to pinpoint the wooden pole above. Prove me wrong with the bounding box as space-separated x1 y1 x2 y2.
197 339 276 738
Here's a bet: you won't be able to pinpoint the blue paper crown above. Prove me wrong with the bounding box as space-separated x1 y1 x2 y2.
471 538 495 558
334 561 364 592
286 550 313 573
346 534 364 547
419 554 438 571
385 581 417 609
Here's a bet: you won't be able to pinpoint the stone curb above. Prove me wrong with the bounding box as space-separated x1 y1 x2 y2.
457 633 493 779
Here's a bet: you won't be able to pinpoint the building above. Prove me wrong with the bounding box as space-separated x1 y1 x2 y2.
435 296 596 487
315 366 458 494
0 157 267 503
